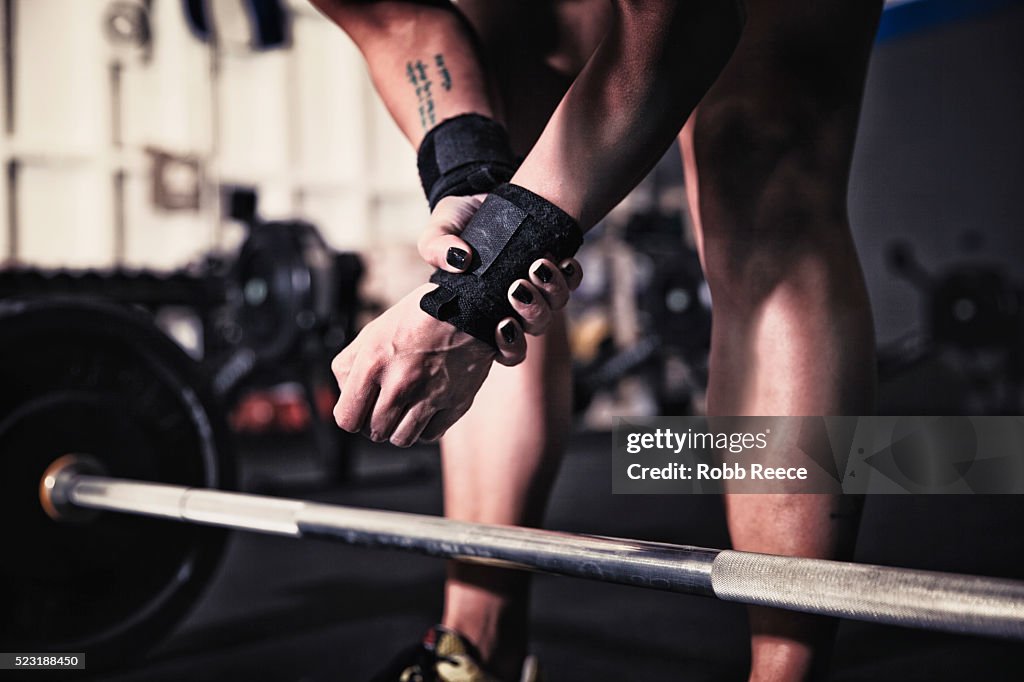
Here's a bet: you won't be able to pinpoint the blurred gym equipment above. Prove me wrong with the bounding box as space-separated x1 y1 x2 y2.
0 198 364 485
572 209 711 417
879 237 1023 414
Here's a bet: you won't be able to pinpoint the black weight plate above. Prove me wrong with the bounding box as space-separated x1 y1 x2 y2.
236 224 311 361
233 220 337 364
0 299 234 668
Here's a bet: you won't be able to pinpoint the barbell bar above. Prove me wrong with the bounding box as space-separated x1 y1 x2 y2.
41 455 1024 641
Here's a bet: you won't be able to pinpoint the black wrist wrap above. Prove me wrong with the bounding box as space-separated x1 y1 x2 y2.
419 183 582 349
417 114 518 210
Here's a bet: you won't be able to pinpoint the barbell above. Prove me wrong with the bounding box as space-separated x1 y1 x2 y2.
2 299 1023 671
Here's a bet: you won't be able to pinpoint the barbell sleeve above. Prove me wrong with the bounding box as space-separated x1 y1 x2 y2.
43 467 1024 641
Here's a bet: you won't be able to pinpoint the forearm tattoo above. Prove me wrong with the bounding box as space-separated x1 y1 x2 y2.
406 53 453 129
435 54 452 91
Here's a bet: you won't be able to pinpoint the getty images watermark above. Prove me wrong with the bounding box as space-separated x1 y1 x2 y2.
612 416 1024 494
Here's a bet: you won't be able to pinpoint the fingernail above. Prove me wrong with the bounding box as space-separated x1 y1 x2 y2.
500 321 517 344
561 262 576 278
446 247 468 269
534 264 553 283
512 283 534 305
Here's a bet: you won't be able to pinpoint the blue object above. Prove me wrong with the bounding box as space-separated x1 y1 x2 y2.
182 0 289 49
878 0 1024 42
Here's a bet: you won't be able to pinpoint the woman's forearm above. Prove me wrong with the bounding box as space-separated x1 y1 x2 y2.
513 1 724 229
311 0 494 148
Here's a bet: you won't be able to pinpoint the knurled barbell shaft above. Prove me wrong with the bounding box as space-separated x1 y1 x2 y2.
43 464 1024 641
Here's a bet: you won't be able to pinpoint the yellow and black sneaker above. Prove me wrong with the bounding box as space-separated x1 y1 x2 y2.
369 625 538 682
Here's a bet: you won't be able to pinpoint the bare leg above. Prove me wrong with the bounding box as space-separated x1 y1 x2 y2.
440 315 571 679
680 1 882 679
435 3 610 679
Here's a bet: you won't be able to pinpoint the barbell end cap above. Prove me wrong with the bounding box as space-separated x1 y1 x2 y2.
39 454 106 523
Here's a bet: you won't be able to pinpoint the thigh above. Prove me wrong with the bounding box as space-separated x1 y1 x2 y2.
679 0 884 263
701 0 884 132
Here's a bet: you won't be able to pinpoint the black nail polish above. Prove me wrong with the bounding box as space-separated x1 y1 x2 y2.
500 322 517 344
535 264 553 283
561 262 576 278
446 247 468 269
512 284 534 305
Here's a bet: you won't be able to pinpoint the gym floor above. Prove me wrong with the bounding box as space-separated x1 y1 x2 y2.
90 432 1024 682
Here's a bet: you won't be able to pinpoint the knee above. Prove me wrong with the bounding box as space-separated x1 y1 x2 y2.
692 95 857 304
695 92 852 227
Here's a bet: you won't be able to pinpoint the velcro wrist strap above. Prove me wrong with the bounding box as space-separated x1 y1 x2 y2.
417 114 518 210
419 183 583 349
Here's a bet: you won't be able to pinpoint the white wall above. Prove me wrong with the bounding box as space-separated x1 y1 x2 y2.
0 0 426 272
